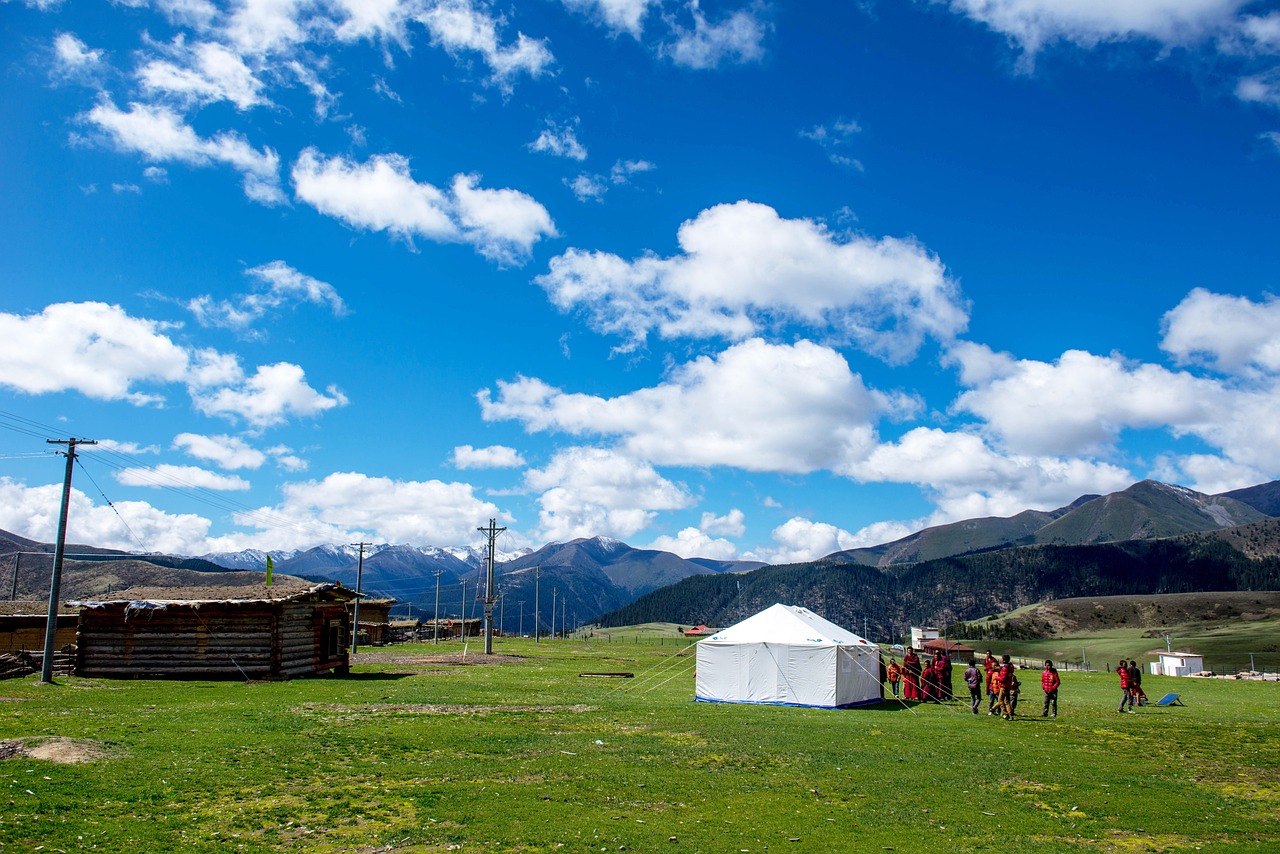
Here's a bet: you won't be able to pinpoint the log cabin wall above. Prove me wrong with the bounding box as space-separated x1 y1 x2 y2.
76 602 279 679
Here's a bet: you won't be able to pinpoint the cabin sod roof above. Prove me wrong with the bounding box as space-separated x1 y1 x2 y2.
68 581 359 608
0 602 75 617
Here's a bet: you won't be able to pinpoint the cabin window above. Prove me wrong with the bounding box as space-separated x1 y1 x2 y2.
325 618 346 659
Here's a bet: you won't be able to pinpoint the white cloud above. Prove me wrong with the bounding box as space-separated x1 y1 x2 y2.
0 477 217 556
561 0 657 38
566 172 608 201
137 39 268 111
481 338 913 473
700 508 745 537
1237 69 1280 108
52 32 104 80
1152 452 1265 496
524 447 692 541
452 444 527 469
610 158 654 184
187 260 348 331
662 4 769 70
144 166 169 183
537 201 966 361
112 182 142 194
155 0 219 31
529 118 588 160
646 526 739 560
0 302 188 404
842 425 1135 522
190 361 348 428
292 148 556 264
950 342 1223 456
82 99 284 204
116 463 251 491
173 432 268 470
801 118 864 171
943 0 1248 56
753 516 859 565
1161 288 1280 374
415 0 555 87
242 471 507 547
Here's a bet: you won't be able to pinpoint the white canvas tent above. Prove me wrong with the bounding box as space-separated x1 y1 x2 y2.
695 604 882 708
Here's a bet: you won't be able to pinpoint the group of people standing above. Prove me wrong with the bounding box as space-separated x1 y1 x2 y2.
885 648 954 702
1116 658 1148 712
884 648 1061 720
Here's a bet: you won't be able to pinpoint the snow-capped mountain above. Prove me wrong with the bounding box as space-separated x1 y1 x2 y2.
196 547 301 570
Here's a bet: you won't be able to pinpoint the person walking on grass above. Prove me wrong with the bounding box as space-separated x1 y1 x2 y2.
886 658 902 699
1117 658 1134 713
995 654 1016 720
964 659 983 714
1127 659 1147 707
984 650 999 713
1041 660 1060 717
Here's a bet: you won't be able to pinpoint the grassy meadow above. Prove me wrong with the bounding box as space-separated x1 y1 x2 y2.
0 637 1276 853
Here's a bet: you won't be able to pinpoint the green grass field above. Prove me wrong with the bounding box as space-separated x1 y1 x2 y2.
956 616 1280 674
1 638 1276 852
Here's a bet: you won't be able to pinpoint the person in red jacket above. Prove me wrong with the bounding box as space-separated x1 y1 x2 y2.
1117 658 1134 713
1041 660 1060 717
902 650 921 700
996 655 1016 720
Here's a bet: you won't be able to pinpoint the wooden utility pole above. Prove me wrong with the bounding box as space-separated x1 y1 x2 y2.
349 542 371 654
432 569 443 645
533 567 541 643
477 519 507 655
42 437 95 683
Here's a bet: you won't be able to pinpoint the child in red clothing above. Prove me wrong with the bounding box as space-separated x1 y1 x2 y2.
1117 659 1134 712
1041 660 1060 717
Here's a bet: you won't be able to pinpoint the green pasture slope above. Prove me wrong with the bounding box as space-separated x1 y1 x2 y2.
0 639 1276 853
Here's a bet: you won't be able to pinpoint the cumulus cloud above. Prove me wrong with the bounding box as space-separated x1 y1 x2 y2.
536 200 965 361
292 148 556 264
116 463 251 491
646 526 740 560
81 99 284 204
1161 288 1280 374
843 425 1135 522
524 447 692 541
187 260 348 332
530 118 588 160
190 361 348 428
452 444 527 469
943 0 1248 56
566 173 608 202
243 471 507 547
754 517 859 565
0 302 189 405
561 0 657 38
0 302 345 428
949 342 1223 457
137 39 268 110
0 477 218 556
416 0 555 87
173 432 268 470
481 338 914 473
662 4 769 70
51 32 104 81
700 508 745 537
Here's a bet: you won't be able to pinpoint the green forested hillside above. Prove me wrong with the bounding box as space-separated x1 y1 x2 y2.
598 522 1280 639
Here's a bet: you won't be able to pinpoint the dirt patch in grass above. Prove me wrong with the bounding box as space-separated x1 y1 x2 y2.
0 736 113 764
296 701 595 718
351 652 525 668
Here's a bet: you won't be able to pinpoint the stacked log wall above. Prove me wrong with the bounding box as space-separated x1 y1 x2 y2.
76 604 277 679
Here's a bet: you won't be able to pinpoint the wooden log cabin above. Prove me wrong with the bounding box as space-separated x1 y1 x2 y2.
0 602 78 653
69 582 360 680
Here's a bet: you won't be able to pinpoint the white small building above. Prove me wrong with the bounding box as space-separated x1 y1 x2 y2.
910 626 940 650
1151 652 1205 677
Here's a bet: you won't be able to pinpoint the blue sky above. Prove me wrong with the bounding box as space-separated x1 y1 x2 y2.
2 0 1280 564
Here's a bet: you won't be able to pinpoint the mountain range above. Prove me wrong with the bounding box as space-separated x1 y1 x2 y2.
3 478 1279 630
599 480 1280 635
